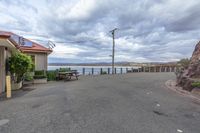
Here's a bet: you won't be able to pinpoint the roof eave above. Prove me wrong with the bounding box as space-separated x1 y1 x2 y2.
21 49 53 54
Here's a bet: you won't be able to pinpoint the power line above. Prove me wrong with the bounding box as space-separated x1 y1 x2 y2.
29 37 103 44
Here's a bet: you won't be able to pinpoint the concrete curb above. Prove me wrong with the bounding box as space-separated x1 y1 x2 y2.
165 80 200 102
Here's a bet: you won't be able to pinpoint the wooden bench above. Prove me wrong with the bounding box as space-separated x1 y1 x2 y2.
57 70 79 81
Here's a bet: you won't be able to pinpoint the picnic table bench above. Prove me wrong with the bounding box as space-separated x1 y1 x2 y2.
57 70 79 81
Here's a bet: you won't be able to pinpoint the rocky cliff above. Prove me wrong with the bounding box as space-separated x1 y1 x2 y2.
177 41 200 91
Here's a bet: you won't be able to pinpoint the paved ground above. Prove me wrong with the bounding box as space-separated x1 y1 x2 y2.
0 73 200 133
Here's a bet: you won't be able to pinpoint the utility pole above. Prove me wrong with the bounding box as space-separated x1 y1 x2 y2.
110 28 118 74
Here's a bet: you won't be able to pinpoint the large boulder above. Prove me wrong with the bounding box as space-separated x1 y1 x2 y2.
177 41 200 91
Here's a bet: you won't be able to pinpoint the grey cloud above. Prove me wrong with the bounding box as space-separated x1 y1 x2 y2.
165 5 200 32
0 0 38 13
1 0 200 63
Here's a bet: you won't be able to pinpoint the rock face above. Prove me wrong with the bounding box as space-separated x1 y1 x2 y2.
177 41 200 91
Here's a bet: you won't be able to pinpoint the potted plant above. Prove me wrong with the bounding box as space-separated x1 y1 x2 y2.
8 52 33 90
33 70 47 83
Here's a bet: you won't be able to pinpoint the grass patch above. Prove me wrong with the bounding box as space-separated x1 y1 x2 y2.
191 82 200 88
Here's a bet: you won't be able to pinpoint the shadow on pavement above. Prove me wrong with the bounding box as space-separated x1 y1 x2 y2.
0 84 35 101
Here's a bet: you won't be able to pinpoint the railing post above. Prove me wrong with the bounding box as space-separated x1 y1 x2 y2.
115 68 117 74
126 68 128 73
120 68 123 74
141 67 144 72
92 68 94 75
100 68 103 75
108 68 110 74
83 68 85 75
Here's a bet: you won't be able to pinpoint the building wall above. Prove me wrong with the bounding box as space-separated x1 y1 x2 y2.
0 47 6 94
26 53 48 71
35 53 47 70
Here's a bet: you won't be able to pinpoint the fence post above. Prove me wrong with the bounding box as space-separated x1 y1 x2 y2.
83 68 85 75
141 67 143 72
108 68 110 74
100 68 103 75
92 68 94 75
120 68 123 74
164 67 167 72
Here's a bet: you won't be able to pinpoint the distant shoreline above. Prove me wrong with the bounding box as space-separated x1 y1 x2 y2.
48 62 177 67
48 64 131 67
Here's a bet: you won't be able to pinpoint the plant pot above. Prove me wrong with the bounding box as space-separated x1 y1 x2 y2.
33 78 47 84
11 81 22 90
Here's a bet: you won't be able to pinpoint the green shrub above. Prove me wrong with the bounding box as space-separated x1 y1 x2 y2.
8 52 33 83
59 68 70 72
34 70 47 79
191 82 200 88
177 58 190 69
47 70 57 81
35 70 46 76
101 71 107 75
24 72 34 81
33 75 47 79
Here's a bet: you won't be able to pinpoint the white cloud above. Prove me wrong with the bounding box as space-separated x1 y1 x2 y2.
0 0 200 63
55 0 97 21
116 37 146 51
49 43 86 58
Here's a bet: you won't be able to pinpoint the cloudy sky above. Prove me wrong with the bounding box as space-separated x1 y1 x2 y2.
0 0 200 63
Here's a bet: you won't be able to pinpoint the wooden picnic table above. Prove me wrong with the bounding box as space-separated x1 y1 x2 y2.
58 70 79 81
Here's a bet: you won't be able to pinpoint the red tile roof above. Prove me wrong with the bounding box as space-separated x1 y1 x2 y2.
0 31 12 38
0 34 10 38
0 31 12 36
0 30 52 54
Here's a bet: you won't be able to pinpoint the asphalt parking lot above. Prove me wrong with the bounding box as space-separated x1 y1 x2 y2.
0 73 200 133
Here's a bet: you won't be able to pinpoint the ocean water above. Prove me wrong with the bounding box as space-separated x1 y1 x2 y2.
48 65 140 75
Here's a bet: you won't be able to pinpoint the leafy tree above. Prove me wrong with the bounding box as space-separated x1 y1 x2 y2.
177 58 190 69
8 53 33 83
